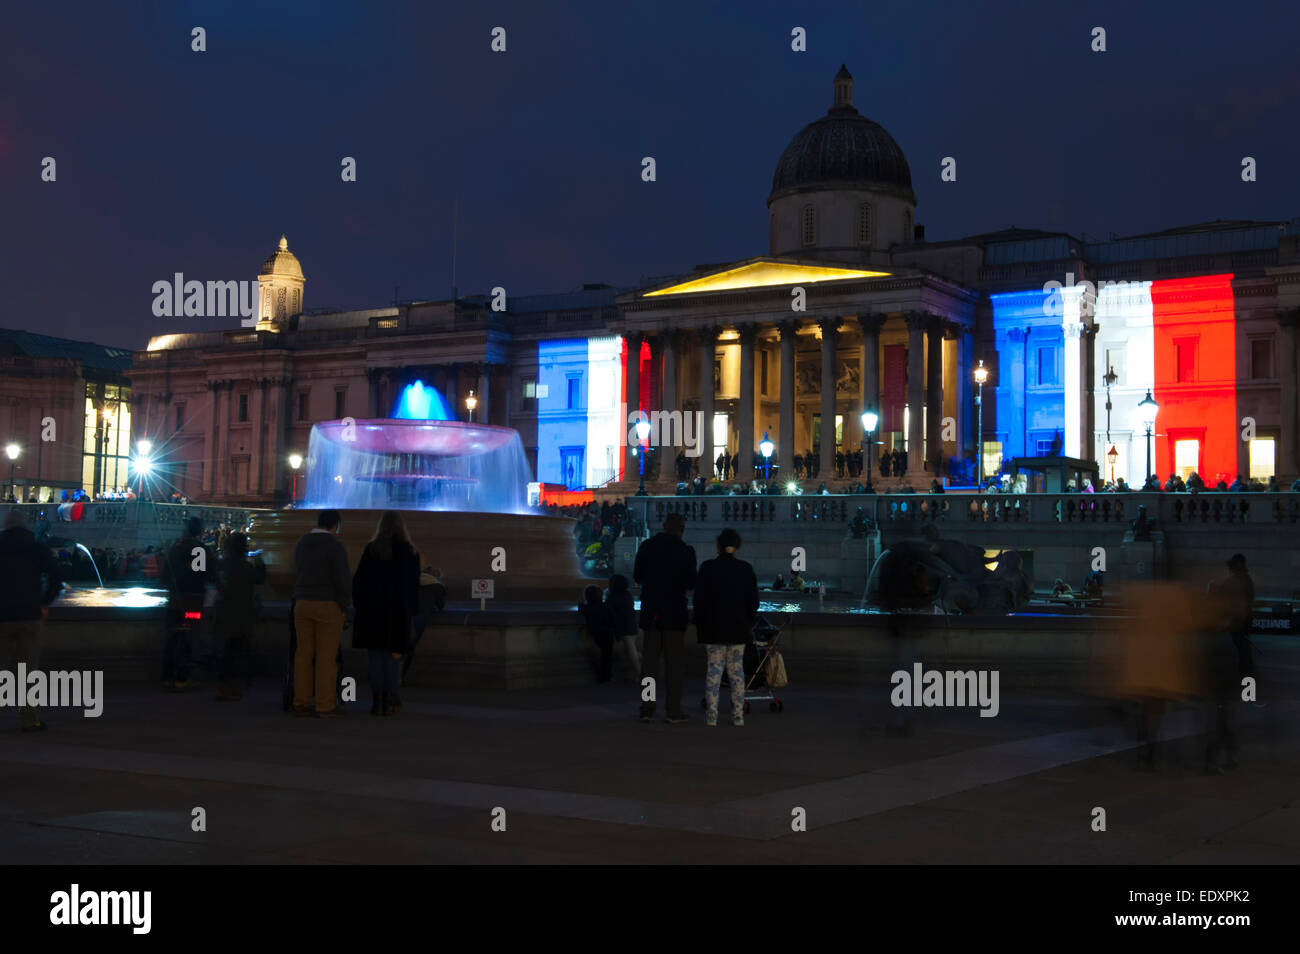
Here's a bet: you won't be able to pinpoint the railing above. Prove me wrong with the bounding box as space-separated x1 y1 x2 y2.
632 492 1300 529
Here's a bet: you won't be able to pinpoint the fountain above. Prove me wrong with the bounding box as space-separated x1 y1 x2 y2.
251 410 588 602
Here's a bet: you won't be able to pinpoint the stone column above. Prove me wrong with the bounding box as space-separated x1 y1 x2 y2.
645 336 662 479
778 320 797 476
1063 319 1084 459
477 364 492 425
253 378 268 494
203 381 219 495
661 331 678 418
905 312 926 476
926 315 944 474
698 326 717 478
959 328 974 460
738 324 757 479
818 316 840 479
1279 310 1300 481
224 382 236 497
625 332 642 479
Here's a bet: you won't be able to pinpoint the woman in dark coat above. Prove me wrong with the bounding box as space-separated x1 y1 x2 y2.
694 528 759 727
352 511 420 716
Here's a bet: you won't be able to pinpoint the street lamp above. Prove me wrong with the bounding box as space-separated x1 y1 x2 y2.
1137 389 1159 485
973 360 989 487
133 439 154 497
4 443 18 501
860 409 878 494
289 452 303 507
465 389 477 423
634 418 652 496
1102 366 1118 444
759 432 774 483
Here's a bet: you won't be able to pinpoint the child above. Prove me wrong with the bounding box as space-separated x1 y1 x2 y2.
578 585 616 683
605 574 640 678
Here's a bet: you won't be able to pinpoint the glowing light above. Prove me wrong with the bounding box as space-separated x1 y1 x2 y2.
759 433 774 459
4 444 18 461
288 453 303 470
136 439 153 456
393 380 451 421
860 410 878 433
643 261 889 297
973 360 988 385
133 455 154 476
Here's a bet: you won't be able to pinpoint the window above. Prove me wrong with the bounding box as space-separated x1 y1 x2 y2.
334 390 346 419
522 378 537 400
1249 437 1276 480
297 391 309 421
857 203 872 245
1176 338 1197 383
1036 347 1059 386
175 404 185 430
238 394 249 423
293 289 301 314
802 205 816 246
1035 439 1054 456
1174 439 1200 480
566 373 582 410
982 440 1003 479
1250 337 1274 380
560 447 585 490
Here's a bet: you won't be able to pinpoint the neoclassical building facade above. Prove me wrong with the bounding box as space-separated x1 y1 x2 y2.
128 66 1300 505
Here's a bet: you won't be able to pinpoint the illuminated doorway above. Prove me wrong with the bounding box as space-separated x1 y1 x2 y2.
1173 439 1200 481
1249 437 1275 481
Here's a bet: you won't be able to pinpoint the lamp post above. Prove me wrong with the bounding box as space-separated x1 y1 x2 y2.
973 359 989 487
1102 365 1117 444
4 443 18 501
759 432 774 483
1137 389 1159 485
1106 445 1119 484
289 453 303 507
860 408 878 494
634 418 651 496
465 389 477 423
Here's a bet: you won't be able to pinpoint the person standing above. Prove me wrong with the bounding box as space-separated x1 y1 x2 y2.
292 509 352 717
214 531 257 702
605 573 640 679
633 512 697 723
578 584 616 683
694 528 758 727
351 511 420 716
160 516 211 690
0 510 61 731
1215 554 1256 684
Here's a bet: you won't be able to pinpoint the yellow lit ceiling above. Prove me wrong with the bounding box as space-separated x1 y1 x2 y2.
643 261 890 297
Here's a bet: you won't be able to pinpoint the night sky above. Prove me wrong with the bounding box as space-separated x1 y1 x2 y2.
3 0 1297 349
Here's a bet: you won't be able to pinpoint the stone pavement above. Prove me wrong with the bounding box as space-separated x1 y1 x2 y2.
0 670 1297 864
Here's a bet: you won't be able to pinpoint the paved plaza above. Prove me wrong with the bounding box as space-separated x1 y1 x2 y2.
1 652 1297 864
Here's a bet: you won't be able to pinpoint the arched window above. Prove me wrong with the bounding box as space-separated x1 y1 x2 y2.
802 205 816 247
857 203 872 245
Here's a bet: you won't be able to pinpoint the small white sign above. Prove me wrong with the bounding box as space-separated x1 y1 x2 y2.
472 578 495 598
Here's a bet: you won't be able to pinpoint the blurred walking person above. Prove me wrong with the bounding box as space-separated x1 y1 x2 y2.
694 528 758 727
578 584 616 683
292 509 352 717
215 531 257 701
0 510 60 731
352 511 420 716
401 565 446 685
633 512 697 723
160 516 210 690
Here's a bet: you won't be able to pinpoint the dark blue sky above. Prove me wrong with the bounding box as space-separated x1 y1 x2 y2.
3 0 1297 349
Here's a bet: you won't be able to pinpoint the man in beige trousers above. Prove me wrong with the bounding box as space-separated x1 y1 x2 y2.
291 509 352 717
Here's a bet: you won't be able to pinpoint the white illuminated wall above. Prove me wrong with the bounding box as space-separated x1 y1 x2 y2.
1093 281 1154 487
585 336 623 487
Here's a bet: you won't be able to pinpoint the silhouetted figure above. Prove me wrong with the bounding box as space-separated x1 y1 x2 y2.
352 511 419 716
579 584 616 683
633 512 697 723
694 528 759 727
0 509 60 731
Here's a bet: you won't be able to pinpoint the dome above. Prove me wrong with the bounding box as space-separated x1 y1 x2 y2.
259 235 304 279
768 66 915 205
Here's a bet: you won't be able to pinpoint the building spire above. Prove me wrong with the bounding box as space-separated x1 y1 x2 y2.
279 235 289 251
832 64 854 110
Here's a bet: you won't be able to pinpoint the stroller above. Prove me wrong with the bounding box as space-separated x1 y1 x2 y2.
700 615 787 715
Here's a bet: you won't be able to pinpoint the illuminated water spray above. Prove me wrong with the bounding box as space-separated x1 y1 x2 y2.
393 380 451 421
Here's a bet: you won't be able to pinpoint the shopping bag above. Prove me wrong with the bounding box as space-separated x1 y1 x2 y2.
766 651 788 688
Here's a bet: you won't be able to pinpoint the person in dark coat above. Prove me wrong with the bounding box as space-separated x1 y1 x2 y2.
215 532 257 701
0 509 61 731
605 573 640 678
632 512 697 722
351 511 420 716
160 516 211 691
694 528 759 727
579 584 616 682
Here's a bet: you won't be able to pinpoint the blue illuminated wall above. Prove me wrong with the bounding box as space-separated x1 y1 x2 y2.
991 289 1066 462
535 337 624 490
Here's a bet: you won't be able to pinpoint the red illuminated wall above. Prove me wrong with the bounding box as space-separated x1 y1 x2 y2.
1150 275 1237 483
